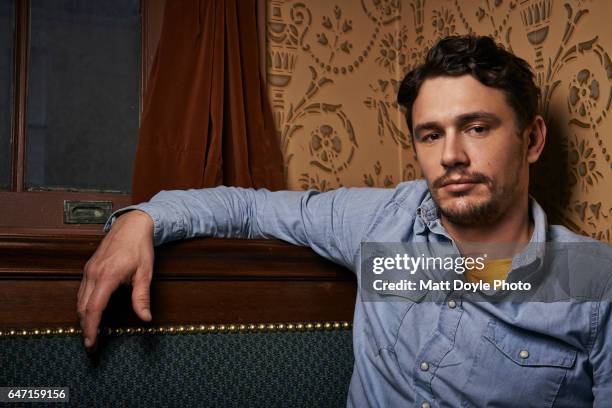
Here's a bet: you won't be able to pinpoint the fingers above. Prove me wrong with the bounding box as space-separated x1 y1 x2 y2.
131 267 153 322
77 274 86 305
77 260 94 305
80 277 121 350
77 273 95 334
75 212 155 352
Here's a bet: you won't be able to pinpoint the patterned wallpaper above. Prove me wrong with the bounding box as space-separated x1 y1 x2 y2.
265 0 612 242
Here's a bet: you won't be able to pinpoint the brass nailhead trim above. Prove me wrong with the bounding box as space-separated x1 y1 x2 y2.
0 321 352 338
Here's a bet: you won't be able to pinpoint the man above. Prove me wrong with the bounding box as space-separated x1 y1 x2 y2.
78 36 612 406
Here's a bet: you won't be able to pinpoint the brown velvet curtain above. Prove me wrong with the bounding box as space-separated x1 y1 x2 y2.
131 0 285 203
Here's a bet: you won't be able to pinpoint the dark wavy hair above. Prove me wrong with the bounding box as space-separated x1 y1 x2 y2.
397 35 540 133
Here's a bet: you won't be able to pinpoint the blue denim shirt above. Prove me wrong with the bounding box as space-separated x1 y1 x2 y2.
106 180 612 407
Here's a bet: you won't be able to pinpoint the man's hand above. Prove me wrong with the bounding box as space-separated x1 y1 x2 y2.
77 210 155 351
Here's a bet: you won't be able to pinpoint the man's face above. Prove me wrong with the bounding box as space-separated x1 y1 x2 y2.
411 75 529 226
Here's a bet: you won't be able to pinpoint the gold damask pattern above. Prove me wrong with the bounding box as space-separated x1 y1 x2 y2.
266 0 612 241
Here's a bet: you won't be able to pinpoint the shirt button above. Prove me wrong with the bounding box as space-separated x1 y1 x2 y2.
421 402 431 408
519 349 529 359
420 361 430 371
447 299 457 309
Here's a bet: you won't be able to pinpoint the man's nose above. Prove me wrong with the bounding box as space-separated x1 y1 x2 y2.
440 131 469 169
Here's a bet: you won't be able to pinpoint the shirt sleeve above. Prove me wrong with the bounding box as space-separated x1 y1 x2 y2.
104 186 394 270
591 275 612 406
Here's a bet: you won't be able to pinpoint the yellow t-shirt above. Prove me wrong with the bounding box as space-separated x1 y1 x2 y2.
464 258 513 284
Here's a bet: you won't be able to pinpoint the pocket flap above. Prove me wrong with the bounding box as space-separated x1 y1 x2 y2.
483 320 577 368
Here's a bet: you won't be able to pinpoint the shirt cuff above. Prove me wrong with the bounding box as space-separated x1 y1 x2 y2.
103 202 185 247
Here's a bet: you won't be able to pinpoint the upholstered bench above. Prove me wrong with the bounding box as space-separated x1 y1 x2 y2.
0 322 353 407
1 236 357 406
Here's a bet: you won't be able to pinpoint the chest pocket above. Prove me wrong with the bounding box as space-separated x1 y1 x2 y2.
359 253 427 355
461 319 577 408
362 295 417 354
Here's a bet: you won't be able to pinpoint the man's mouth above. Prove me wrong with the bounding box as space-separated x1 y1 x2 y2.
440 178 481 193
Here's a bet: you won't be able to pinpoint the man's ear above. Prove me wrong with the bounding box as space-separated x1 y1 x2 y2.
525 115 547 164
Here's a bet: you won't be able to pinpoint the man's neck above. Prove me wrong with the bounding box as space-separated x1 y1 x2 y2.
441 197 534 254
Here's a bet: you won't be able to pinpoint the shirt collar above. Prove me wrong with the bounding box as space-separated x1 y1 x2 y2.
414 192 440 235
512 196 547 269
416 191 439 223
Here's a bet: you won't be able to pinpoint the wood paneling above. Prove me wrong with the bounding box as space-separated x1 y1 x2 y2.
0 191 132 232
0 235 357 329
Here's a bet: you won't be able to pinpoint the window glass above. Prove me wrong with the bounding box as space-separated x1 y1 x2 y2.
0 0 14 190
26 0 140 193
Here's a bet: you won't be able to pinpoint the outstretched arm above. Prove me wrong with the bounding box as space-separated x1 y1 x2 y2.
77 185 392 351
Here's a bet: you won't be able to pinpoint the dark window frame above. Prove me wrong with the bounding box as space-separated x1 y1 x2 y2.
0 0 165 235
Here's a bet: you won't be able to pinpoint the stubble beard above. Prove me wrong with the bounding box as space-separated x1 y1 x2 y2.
437 188 504 226
432 174 521 227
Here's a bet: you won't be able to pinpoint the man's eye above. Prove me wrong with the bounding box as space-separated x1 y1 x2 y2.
421 133 441 143
467 125 488 135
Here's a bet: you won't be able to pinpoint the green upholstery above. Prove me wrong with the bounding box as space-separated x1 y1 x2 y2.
0 329 353 407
